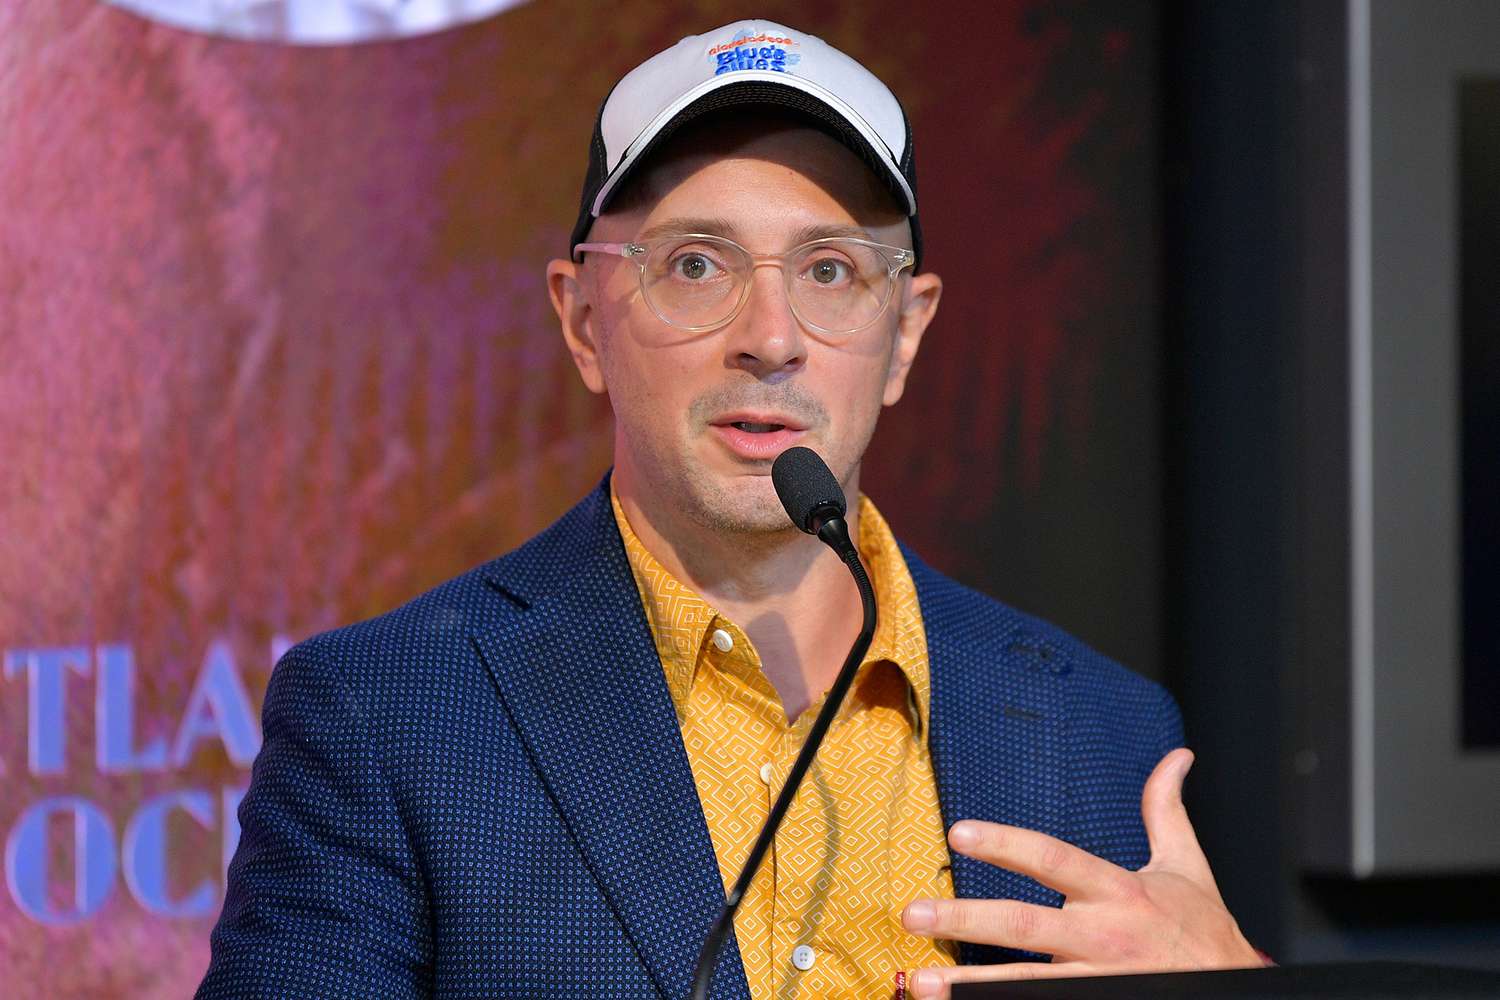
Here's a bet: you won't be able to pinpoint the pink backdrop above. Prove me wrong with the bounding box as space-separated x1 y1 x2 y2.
0 1 1157 993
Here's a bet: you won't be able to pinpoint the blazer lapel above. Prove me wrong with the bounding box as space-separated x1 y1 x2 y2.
909 552 1069 965
473 485 750 1000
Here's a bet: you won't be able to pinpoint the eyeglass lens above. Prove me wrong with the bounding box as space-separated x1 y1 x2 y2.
640 236 896 333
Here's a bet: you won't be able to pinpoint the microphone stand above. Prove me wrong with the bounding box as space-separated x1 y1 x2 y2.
688 514 876 1000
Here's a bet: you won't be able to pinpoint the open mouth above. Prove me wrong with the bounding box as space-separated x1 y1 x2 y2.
709 417 806 460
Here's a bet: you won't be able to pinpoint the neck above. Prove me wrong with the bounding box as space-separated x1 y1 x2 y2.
614 464 867 721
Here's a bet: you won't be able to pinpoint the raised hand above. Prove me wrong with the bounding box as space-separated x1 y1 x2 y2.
900 749 1262 999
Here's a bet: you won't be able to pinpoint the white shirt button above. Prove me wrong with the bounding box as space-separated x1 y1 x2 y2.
759 762 773 784
791 944 816 971
711 628 734 652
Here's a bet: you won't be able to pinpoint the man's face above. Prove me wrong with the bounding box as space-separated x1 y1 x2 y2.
548 120 941 536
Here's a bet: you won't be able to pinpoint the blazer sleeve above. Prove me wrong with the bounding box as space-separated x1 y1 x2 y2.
195 639 432 999
1154 681 1187 761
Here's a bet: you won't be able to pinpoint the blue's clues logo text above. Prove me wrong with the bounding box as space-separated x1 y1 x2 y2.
709 31 801 75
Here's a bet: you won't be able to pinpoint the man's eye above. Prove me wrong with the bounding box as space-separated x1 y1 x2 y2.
672 253 721 280
804 257 852 285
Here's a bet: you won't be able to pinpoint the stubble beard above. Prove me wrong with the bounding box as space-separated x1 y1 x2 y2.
630 427 803 539
634 380 841 537
684 466 802 536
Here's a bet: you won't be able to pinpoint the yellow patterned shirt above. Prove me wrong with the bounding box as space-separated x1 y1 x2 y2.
611 486 958 1000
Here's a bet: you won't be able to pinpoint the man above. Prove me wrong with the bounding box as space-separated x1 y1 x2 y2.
198 19 1259 1000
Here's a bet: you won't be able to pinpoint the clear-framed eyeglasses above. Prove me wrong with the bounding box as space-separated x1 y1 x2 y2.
573 234 915 336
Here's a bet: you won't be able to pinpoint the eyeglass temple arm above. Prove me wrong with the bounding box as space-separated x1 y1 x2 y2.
573 241 641 262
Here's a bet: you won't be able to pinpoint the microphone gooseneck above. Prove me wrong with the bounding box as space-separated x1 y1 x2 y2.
689 447 877 1000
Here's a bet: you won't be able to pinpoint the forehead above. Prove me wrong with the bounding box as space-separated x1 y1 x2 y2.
605 117 908 242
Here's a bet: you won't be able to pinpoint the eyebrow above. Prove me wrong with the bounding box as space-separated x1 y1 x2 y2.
637 217 742 242
634 218 883 247
787 222 877 245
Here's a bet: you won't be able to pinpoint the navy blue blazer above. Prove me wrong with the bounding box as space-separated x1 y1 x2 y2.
197 478 1182 999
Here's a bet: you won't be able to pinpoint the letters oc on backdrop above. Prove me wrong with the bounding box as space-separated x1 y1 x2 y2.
2 638 281 926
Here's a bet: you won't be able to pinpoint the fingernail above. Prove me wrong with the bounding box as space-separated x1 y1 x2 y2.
949 822 978 849
912 969 943 996
904 900 935 931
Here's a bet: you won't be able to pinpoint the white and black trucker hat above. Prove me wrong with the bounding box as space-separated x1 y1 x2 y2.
569 19 922 265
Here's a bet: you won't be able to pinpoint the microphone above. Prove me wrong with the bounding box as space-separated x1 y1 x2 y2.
771 444 860 551
689 447 879 1000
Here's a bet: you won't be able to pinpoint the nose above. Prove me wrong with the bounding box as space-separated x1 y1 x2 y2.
722 261 806 381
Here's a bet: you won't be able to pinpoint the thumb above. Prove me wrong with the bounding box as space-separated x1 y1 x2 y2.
1141 748 1210 877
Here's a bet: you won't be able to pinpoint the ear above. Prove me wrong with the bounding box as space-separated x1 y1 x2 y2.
882 270 942 407
547 257 607 395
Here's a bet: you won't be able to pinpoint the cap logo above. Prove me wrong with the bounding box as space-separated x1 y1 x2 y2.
708 30 801 75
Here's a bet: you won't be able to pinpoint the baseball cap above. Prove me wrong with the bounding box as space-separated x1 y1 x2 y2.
568 19 922 266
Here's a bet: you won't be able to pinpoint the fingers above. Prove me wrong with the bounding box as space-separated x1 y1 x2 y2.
901 897 1079 956
1140 748 1212 879
946 820 1137 901
907 961 1096 1000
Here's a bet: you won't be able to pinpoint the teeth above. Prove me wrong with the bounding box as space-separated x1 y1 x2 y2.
733 422 783 433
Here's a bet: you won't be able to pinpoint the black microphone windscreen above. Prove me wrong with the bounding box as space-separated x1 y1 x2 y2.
771 447 847 534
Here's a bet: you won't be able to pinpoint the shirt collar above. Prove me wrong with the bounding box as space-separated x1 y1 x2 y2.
853 494 932 735
611 482 931 734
